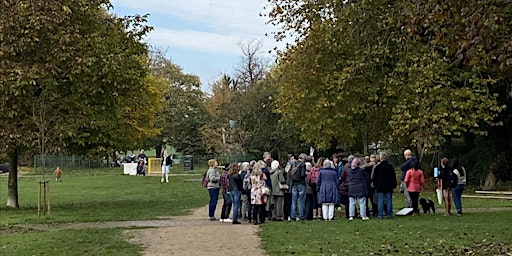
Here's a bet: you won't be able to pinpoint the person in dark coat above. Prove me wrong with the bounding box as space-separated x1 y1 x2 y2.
317 159 339 221
347 158 369 221
372 152 398 219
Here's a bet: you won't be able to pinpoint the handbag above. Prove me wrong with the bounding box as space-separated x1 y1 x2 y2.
279 183 289 190
261 186 271 195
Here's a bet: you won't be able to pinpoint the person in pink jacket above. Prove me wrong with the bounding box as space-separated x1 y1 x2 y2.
404 160 425 215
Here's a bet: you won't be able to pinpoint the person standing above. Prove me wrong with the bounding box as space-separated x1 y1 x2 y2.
404 160 425 215
438 157 453 216
451 159 466 216
161 150 172 183
239 162 251 221
372 152 397 219
400 149 416 208
54 166 63 182
219 164 232 223
228 162 243 224
290 153 307 221
308 157 324 219
251 162 267 225
347 158 369 221
206 159 221 221
270 160 285 221
317 159 339 221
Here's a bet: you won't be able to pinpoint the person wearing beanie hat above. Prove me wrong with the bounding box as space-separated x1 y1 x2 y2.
347 157 369 221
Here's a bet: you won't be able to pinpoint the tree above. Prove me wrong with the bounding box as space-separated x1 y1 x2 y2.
267 0 509 154
148 50 209 155
0 0 162 207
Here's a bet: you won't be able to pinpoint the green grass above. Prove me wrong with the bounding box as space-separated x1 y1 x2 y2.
259 211 512 255
0 228 141 256
0 173 208 225
1 172 511 256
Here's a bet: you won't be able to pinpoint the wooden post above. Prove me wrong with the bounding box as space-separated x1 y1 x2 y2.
46 180 50 216
38 181 42 216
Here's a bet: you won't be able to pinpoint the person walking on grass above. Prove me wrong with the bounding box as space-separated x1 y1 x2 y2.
206 159 221 221
404 160 425 215
54 166 63 182
161 150 172 183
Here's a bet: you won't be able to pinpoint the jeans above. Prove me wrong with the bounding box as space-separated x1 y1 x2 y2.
349 197 367 218
230 190 242 222
291 184 306 220
208 188 220 218
378 192 393 218
221 192 232 219
401 181 412 207
452 184 465 212
161 165 170 181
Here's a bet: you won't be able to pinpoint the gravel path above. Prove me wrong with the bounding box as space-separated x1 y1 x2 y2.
125 202 267 256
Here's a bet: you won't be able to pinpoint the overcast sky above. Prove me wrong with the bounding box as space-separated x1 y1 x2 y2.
110 0 285 92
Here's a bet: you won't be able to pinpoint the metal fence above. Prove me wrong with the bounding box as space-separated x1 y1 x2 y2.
34 155 109 170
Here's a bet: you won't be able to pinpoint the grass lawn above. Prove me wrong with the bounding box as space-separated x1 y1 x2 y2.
1 171 511 255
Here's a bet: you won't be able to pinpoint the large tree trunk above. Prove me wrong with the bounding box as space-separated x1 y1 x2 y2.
7 148 19 208
155 144 162 158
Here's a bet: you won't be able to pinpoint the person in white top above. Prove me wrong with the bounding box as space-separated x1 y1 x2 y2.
451 159 466 216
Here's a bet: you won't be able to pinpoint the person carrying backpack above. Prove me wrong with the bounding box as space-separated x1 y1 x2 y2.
308 157 323 219
438 157 454 216
290 153 307 221
451 159 466 216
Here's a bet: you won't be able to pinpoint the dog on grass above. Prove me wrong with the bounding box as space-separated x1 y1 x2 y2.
419 198 436 214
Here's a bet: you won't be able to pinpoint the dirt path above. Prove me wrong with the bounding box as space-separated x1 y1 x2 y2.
125 202 266 256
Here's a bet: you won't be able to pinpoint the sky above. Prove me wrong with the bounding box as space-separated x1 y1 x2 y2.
110 0 285 92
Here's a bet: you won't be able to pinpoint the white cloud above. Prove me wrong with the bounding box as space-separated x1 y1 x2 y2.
111 0 282 56
112 0 271 34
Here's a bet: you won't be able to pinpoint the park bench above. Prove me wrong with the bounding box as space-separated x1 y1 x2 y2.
462 191 512 200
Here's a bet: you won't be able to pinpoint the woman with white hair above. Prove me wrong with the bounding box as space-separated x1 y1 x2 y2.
317 159 339 221
347 158 369 221
270 160 286 221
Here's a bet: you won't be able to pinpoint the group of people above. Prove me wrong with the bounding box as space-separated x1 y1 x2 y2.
205 149 467 223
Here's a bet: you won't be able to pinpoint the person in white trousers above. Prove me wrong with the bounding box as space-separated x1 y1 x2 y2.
161 150 172 183
317 159 339 221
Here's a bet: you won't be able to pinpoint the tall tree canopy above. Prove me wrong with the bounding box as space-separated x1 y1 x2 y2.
0 0 163 207
148 50 209 156
267 0 509 152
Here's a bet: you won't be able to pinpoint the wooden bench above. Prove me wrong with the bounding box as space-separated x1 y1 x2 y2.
462 191 512 200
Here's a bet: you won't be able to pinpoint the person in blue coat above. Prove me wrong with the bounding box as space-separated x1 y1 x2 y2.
317 159 339 221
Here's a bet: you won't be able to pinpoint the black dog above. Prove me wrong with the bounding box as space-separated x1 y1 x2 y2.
419 198 436 214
